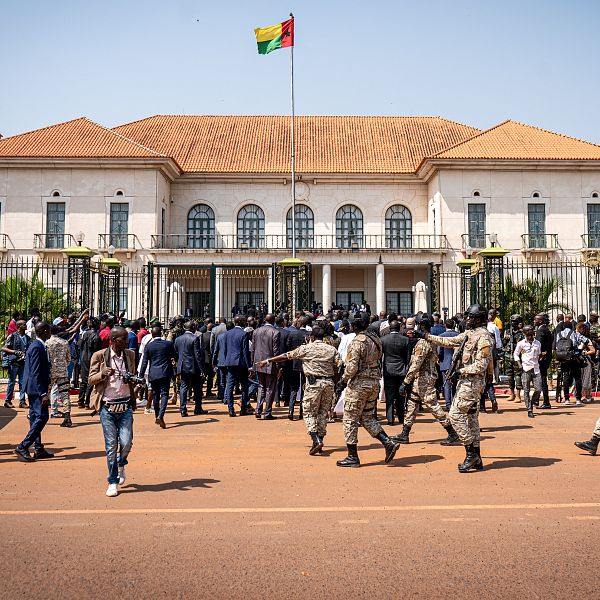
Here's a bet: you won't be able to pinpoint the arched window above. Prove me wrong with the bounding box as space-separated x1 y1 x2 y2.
385 205 412 248
336 204 363 248
286 205 314 249
237 204 265 248
187 204 215 248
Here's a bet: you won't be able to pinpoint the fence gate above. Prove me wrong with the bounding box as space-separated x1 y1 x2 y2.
273 259 312 317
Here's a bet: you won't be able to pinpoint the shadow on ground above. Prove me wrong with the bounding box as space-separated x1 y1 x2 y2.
122 478 221 493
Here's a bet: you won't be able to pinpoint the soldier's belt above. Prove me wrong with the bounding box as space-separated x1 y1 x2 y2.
306 374 332 385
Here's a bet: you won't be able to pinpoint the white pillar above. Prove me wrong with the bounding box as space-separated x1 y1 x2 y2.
376 263 385 315
322 264 331 311
214 267 222 320
267 268 273 313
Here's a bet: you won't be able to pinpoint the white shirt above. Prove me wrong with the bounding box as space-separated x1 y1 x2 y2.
487 322 502 349
338 332 356 363
514 338 541 375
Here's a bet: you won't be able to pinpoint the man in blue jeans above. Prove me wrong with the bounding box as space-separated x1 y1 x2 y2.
14 322 53 462
2 320 30 408
88 327 137 497
139 324 176 429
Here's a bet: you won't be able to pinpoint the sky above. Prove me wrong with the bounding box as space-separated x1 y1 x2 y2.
2 0 600 142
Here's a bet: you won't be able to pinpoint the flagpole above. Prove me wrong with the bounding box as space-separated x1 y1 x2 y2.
289 12 296 260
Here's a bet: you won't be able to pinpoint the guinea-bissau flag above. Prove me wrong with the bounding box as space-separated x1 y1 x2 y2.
254 18 294 55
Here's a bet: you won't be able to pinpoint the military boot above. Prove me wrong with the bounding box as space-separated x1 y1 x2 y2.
336 444 360 468
309 432 323 456
473 445 484 470
527 400 534 418
440 422 460 446
458 443 483 473
319 433 326 453
60 413 72 428
393 425 411 444
376 431 400 464
574 436 600 455
516 389 522 403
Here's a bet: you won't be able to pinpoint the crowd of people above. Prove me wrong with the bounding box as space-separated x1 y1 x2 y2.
3 302 600 497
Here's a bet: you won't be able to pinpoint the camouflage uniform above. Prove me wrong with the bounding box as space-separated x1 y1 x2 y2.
46 335 71 414
342 331 383 444
504 329 524 392
427 327 492 447
404 338 448 427
285 340 342 437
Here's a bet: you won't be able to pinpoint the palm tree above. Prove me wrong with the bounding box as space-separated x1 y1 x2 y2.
503 275 571 323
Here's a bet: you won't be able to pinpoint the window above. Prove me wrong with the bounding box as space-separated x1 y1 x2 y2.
46 202 65 248
467 204 486 248
286 204 314 248
161 207 166 235
186 291 210 317
336 204 363 248
187 204 215 248
336 291 364 308
385 205 412 248
108 287 128 312
237 204 265 248
236 291 264 308
528 204 546 248
110 203 129 248
386 292 413 316
588 204 600 248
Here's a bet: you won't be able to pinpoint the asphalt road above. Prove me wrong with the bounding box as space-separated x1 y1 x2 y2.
1 394 599 599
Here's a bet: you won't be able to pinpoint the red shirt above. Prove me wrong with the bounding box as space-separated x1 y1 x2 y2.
137 328 149 345
6 319 17 337
99 326 111 349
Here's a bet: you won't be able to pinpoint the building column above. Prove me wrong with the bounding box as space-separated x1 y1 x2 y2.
214 267 222 320
322 264 331 311
267 267 273 313
376 263 385 315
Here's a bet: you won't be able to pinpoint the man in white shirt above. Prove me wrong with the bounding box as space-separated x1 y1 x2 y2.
513 325 542 418
487 312 503 384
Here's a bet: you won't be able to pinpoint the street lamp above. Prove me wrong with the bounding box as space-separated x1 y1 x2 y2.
108 244 116 258
75 231 85 246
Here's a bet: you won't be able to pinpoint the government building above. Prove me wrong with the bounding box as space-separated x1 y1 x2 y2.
1 115 600 321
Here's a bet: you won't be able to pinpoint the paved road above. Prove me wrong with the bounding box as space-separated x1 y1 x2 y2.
1 396 599 599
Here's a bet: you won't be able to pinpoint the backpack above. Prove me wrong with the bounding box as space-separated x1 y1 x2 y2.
555 331 575 363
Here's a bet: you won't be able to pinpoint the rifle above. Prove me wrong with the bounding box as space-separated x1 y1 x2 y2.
444 337 468 384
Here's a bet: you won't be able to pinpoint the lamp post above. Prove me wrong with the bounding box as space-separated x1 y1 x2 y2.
100 245 122 315
478 235 509 312
63 235 94 313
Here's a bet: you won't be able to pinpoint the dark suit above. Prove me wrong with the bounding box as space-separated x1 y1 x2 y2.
19 339 51 452
140 338 177 419
536 323 553 406
381 332 410 424
210 323 227 399
222 326 252 414
201 331 214 396
251 323 281 418
285 326 310 417
174 331 205 415
77 328 101 407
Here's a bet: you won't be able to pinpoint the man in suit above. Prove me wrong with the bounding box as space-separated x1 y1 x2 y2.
210 317 228 399
222 315 251 417
77 317 102 409
14 322 53 462
381 320 411 425
286 316 311 420
438 319 460 410
252 314 281 420
174 321 206 417
201 322 215 397
139 325 177 428
534 312 554 409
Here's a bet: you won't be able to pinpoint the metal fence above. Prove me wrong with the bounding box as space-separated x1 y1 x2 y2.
435 257 597 323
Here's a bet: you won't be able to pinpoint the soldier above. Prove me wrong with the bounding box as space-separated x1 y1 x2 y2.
424 304 493 473
47 321 73 427
394 314 460 445
336 316 400 468
504 314 524 401
259 325 342 455
574 417 600 455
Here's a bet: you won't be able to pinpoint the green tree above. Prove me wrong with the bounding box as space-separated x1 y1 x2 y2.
503 275 571 324
0 269 66 341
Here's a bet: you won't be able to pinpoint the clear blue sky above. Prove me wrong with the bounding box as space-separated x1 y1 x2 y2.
2 0 600 142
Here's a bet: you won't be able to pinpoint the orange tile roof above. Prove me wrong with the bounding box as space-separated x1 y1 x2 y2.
0 117 165 159
433 120 600 161
113 115 480 174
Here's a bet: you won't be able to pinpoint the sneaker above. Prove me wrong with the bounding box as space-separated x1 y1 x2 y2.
106 483 118 497
118 466 126 485
144 408 153 414
576 400 583 406
564 399 571 405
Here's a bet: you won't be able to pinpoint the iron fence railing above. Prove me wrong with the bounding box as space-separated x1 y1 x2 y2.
0 234 8 249
581 234 600 249
460 233 502 250
150 233 448 251
98 233 140 250
521 233 559 250
33 233 76 250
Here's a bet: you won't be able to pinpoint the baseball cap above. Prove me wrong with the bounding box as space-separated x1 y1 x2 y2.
405 317 416 331
52 317 64 326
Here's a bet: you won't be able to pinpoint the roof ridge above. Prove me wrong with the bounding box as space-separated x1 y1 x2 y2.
429 119 512 158
505 119 600 149
0 116 90 144
84 117 167 157
115 114 478 121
